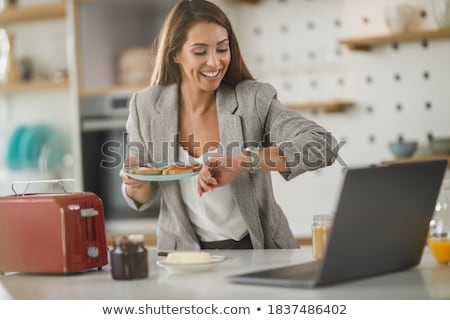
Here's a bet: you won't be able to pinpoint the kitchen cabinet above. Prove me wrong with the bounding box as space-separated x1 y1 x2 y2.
1 0 176 197
339 28 450 51
0 2 69 93
75 0 177 97
0 2 65 24
0 1 83 197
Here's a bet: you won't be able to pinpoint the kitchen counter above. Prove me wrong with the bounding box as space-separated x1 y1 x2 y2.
0 247 449 300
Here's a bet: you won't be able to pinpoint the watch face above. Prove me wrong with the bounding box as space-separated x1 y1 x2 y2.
244 146 261 173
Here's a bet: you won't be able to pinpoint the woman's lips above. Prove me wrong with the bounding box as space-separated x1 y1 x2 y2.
200 69 221 79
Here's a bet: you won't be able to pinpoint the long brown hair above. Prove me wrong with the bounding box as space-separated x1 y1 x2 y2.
151 0 254 86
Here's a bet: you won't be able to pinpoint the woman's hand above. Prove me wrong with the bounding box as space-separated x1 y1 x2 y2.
196 147 290 196
197 153 249 197
120 157 152 205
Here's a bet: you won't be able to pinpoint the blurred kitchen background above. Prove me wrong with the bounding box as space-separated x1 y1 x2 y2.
0 0 449 239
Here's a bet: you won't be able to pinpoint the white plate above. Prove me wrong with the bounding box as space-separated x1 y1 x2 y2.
122 162 200 182
156 255 227 274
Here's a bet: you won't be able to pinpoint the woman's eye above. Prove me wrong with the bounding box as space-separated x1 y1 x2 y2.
194 51 207 56
217 48 229 53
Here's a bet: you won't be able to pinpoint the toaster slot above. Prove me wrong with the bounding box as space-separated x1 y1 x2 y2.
81 207 98 241
80 208 98 218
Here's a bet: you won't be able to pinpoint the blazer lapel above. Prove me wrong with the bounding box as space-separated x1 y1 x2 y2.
150 84 199 247
216 85 264 249
151 84 179 163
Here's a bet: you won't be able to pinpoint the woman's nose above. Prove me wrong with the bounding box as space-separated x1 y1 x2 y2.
206 53 219 66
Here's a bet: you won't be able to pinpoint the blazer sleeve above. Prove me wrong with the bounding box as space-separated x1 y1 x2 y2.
121 92 159 212
256 83 339 181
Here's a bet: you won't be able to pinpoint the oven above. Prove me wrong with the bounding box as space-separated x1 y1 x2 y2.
79 93 160 220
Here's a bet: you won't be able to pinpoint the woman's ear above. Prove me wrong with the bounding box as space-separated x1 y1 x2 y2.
173 54 180 64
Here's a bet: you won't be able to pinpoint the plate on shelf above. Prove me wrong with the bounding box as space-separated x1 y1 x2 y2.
122 162 201 181
156 255 227 274
6 126 27 170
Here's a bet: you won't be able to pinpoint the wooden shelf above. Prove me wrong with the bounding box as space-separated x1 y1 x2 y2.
286 100 354 113
382 155 450 168
80 82 149 97
339 28 450 51
0 79 69 94
0 3 66 25
234 0 260 3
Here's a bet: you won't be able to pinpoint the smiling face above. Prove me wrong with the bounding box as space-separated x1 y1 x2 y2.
173 22 231 93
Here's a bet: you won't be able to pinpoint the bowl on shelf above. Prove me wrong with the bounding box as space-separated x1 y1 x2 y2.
429 137 450 155
388 140 418 158
432 0 450 28
383 4 417 33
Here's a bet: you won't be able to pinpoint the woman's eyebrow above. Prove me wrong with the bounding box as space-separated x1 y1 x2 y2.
217 38 229 45
189 38 229 47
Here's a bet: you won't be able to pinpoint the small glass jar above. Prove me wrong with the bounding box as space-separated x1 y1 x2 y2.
110 234 148 280
312 214 333 260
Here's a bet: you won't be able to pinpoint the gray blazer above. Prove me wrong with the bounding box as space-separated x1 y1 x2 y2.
122 80 337 250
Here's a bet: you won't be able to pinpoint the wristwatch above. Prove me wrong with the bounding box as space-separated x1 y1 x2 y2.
243 146 261 173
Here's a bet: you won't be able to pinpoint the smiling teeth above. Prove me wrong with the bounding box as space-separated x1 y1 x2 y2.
201 70 220 78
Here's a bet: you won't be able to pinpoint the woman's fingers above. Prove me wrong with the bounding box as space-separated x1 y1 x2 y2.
120 171 145 188
124 156 139 168
198 178 213 196
198 176 217 194
197 165 218 196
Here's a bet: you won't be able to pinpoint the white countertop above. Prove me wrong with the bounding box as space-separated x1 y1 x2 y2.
0 247 449 300
105 218 159 235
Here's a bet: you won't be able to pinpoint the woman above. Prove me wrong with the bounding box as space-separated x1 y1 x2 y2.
120 0 337 250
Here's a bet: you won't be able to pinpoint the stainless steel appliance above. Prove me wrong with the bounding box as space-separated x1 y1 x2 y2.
79 93 160 220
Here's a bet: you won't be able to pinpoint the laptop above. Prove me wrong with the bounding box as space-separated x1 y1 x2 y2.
228 159 448 288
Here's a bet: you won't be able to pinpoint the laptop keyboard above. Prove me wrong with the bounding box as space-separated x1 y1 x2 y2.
246 260 321 280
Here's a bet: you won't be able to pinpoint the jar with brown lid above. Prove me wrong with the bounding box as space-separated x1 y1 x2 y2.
110 234 148 280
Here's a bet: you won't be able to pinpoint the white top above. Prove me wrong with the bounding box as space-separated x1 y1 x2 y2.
178 146 248 242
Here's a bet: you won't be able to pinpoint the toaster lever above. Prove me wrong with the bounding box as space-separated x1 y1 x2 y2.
80 208 98 218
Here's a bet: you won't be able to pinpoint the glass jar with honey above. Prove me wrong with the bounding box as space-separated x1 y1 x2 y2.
312 214 334 260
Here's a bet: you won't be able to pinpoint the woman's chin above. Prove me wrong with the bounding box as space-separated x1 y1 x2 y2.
200 80 222 92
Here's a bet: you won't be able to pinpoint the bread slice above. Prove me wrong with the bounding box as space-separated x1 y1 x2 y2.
162 164 194 175
127 168 138 174
135 166 162 175
191 163 202 172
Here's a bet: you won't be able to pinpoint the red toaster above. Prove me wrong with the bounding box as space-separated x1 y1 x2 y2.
0 185 108 273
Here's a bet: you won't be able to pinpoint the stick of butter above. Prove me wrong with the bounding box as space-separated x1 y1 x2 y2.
165 251 211 264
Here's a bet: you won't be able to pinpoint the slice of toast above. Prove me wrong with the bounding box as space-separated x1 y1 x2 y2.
134 166 162 175
162 164 194 175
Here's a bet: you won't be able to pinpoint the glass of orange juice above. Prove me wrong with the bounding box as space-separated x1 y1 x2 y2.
428 179 450 264
427 236 450 264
